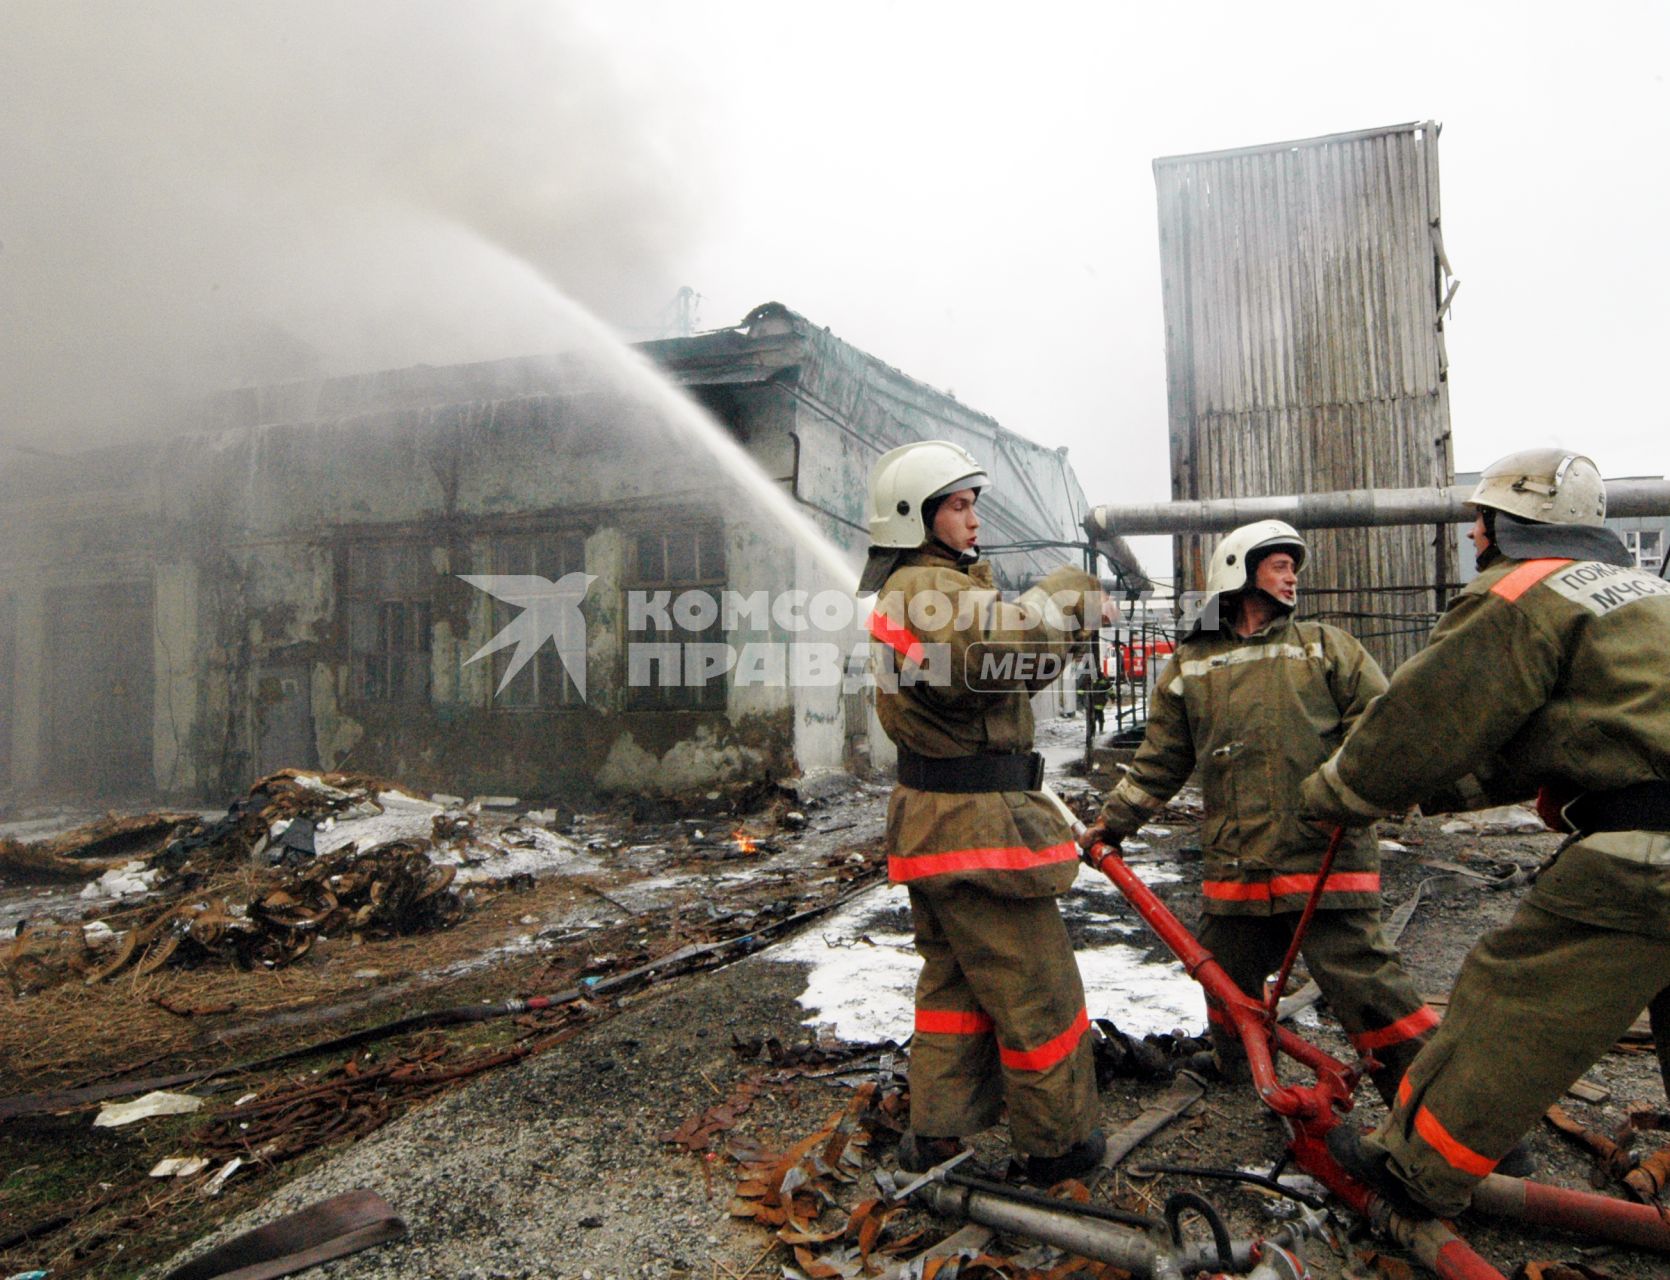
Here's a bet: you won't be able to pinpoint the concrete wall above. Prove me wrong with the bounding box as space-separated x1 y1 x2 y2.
0 308 1102 803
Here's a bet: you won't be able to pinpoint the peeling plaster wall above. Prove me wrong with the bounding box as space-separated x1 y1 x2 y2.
152 563 200 794
0 312 1104 803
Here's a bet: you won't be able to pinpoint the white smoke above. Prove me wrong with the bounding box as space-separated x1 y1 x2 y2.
0 1 717 448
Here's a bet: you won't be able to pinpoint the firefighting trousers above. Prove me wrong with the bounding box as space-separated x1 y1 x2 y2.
1198 909 1437 1106
906 885 1100 1157
1368 900 1670 1216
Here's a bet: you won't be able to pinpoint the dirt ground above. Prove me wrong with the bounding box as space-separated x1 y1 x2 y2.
4 730 1670 1280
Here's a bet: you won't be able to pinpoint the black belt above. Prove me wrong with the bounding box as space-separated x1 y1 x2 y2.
1566 781 1670 835
896 748 1044 793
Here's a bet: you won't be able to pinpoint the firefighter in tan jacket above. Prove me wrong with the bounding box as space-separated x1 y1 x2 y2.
1080 521 1438 1104
1306 450 1670 1218
862 440 1106 1183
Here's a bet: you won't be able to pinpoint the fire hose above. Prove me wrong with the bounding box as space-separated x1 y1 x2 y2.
1074 822 1670 1279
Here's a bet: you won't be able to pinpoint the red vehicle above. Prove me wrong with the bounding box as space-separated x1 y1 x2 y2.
1119 638 1175 680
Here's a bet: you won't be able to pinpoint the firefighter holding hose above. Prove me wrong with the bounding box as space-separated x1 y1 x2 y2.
1078 520 1441 1105
862 440 1107 1183
1305 449 1670 1218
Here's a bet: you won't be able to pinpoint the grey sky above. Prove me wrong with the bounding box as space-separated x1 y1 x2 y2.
3 1 1664 582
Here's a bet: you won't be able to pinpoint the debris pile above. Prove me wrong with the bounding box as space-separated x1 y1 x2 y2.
0 811 202 882
696 1062 1165 1280
0 770 895 1278
79 839 464 983
0 769 600 992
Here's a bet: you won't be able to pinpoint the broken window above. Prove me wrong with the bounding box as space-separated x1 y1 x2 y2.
488 532 586 709
627 522 728 711
346 543 433 704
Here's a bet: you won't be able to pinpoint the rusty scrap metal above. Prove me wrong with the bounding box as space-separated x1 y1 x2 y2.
0 811 203 883
1543 1103 1670 1204
81 839 465 984
197 1030 584 1168
662 1077 765 1153
729 1085 881 1233
1 869 886 1121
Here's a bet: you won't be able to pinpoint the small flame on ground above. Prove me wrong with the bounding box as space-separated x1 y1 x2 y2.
732 830 758 853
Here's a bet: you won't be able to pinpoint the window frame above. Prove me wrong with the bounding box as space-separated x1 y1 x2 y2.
483 529 589 712
344 542 434 708
623 519 729 712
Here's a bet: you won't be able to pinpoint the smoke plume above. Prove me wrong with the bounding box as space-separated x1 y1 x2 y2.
0 1 715 450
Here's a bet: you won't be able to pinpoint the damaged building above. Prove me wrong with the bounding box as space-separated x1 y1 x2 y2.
0 303 1123 803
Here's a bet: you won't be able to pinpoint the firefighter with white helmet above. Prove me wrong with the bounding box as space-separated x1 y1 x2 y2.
1080 519 1440 1103
1307 450 1670 1218
1203 518 1310 600
864 439 1108 1183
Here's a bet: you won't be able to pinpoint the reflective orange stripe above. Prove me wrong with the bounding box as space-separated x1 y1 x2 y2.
1269 872 1381 897
1351 1005 1440 1052
889 842 1080 883
1203 880 1271 901
1397 1075 1413 1108
916 1008 994 1035
1413 1102 1498 1177
999 1007 1089 1072
867 610 926 666
1489 558 1572 603
1204 873 1381 901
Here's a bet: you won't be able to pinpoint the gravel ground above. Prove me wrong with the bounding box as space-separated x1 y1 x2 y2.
145 727 1670 1280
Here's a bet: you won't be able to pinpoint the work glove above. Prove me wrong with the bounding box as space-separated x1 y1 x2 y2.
1076 819 1130 855
1027 566 1100 636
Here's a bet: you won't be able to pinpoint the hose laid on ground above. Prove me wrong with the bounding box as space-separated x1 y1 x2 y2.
1469 1172 1670 1253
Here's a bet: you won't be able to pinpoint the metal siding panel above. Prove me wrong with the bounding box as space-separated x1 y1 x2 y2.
1154 124 1454 671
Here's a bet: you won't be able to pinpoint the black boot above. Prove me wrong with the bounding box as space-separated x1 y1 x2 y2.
898 1132 965 1173
1494 1139 1536 1179
1022 1130 1107 1184
1324 1125 1434 1218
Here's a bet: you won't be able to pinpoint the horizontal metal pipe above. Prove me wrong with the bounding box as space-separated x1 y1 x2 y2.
916 1182 1282 1277
1095 528 1155 594
1086 480 1670 536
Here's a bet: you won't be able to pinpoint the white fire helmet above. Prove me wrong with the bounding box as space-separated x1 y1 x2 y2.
866 440 989 549
1467 449 1607 526
1204 520 1307 597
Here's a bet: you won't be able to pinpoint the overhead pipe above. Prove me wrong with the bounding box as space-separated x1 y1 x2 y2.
1086 480 1670 538
1090 526 1154 595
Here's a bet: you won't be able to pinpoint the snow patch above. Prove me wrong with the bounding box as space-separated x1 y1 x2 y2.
765 881 1204 1043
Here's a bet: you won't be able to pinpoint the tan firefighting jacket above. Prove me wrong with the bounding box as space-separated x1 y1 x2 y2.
1096 615 1388 916
1301 553 1670 936
870 545 1099 898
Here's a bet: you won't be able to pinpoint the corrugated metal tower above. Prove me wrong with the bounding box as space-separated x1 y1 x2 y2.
1154 121 1459 670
